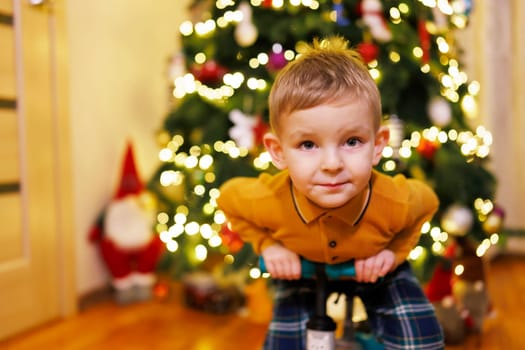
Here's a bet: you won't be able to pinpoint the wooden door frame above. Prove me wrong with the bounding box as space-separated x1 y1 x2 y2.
47 0 76 317
18 0 77 317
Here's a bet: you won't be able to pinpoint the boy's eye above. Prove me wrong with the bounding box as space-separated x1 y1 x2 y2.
300 141 316 150
346 137 361 147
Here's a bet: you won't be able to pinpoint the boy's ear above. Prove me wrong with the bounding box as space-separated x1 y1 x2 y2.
263 133 287 170
372 126 390 165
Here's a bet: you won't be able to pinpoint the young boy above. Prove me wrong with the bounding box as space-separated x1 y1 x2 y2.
217 37 444 349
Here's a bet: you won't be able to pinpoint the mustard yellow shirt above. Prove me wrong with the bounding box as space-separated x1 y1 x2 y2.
217 169 439 266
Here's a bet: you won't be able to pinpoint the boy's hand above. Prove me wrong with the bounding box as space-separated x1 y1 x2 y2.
354 249 395 283
261 244 301 280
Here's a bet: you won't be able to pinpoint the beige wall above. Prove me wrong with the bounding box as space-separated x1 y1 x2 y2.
460 0 525 230
66 0 191 295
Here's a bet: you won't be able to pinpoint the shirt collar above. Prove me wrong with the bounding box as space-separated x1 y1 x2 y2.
290 177 372 226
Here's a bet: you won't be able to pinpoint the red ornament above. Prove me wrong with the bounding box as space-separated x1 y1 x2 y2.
416 138 439 160
252 115 269 147
444 239 458 259
424 262 453 303
191 60 227 85
262 0 273 8
418 20 431 64
220 223 244 253
267 51 288 72
491 205 505 219
357 42 379 64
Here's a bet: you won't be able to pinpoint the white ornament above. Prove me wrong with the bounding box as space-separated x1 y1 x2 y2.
441 204 473 236
432 6 449 32
361 0 392 42
428 97 452 127
387 114 405 155
229 109 257 149
234 2 258 47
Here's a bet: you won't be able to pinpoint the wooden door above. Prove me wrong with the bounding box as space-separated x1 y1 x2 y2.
0 0 75 340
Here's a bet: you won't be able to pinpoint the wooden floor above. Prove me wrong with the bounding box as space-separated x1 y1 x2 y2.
1 255 524 350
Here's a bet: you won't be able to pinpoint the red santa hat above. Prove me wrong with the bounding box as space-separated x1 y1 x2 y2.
89 141 143 243
114 141 144 199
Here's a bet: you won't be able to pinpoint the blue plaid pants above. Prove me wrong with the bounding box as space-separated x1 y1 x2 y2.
263 261 444 350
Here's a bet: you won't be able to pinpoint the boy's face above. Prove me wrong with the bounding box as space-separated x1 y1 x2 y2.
264 100 389 208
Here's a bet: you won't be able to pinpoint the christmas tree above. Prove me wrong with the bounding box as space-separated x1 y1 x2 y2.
148 0 503 287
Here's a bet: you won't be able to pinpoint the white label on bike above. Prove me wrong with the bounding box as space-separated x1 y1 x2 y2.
306 330 335 350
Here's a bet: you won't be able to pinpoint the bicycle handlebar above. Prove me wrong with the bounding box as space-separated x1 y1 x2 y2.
258 256 356 279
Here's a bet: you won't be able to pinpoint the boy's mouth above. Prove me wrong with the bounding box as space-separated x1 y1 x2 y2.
318 182 347 189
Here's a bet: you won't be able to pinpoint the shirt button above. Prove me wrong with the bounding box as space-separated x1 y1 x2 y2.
331 256 339 261
329 240 337 248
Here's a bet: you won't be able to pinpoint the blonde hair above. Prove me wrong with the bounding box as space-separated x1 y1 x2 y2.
268 36 382 133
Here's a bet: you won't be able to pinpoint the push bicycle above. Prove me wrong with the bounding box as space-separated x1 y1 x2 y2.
259 257 384 350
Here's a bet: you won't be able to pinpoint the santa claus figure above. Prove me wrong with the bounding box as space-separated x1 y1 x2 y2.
89 142 164 304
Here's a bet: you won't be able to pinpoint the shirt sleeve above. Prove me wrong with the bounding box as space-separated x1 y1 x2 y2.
386 177 439 266
217 177 279 254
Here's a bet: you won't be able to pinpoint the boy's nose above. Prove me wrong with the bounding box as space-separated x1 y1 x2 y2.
321 149 343 171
